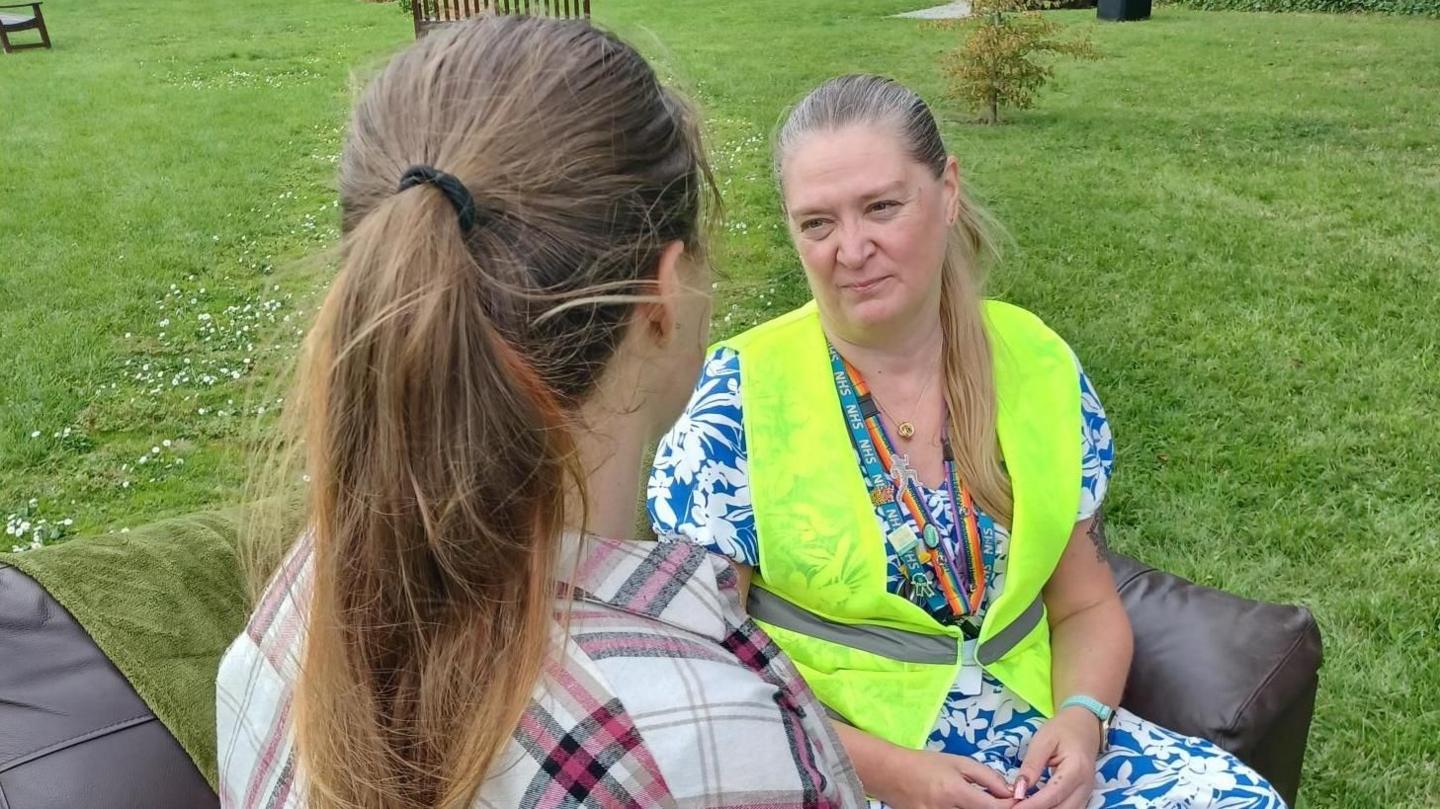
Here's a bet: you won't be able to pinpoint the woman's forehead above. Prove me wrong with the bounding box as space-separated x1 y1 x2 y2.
781 126 923 211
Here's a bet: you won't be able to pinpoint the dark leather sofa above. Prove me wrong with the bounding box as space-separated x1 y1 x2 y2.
0 534 1321 808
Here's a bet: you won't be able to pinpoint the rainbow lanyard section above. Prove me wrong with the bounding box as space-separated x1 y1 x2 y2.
829 344 989 622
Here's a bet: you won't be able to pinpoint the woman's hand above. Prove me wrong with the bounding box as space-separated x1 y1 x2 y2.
879 747 1017 809
834 721 1013 809
1012 707 1101 809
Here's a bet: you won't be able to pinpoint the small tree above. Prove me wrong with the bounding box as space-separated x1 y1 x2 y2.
936 0 1099 125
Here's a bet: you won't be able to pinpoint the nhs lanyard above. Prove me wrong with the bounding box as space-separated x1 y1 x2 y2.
829 343 995 625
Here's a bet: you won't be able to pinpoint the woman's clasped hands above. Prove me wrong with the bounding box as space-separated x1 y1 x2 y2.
875 709 1101 809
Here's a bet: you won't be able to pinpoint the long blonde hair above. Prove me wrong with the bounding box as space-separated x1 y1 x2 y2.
775 74 1012 525
251 16 712 809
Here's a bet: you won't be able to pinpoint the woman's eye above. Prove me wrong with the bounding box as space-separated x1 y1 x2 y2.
800 219 828 232
870 200 901 214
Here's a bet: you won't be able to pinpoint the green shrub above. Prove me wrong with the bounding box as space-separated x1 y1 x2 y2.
934 0 1100 125
1166 0 1439 15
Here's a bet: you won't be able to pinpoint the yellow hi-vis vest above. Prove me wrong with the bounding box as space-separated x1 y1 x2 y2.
717 300 1081 750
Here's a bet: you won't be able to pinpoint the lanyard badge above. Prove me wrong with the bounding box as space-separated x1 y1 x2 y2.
828 344 992 624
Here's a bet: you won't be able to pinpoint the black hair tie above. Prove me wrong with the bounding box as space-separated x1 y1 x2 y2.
398 164 479 232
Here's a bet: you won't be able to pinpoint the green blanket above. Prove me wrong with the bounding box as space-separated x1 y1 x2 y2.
0 508 252 789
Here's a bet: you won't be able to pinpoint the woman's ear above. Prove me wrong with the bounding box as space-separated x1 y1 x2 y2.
943 155 961 224
642 240 690 348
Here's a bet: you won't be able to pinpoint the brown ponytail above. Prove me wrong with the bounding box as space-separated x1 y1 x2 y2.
256 16 713 809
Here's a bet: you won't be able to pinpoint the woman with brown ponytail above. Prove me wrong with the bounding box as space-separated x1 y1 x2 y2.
214 16 863 809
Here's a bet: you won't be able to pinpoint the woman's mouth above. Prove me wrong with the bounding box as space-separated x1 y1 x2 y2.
844 276 891 295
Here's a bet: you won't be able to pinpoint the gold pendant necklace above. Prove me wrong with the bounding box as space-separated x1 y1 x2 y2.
876 371 935 442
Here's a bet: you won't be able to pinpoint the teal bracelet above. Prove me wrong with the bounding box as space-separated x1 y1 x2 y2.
1059 694 1114 721
1060 695 1114 753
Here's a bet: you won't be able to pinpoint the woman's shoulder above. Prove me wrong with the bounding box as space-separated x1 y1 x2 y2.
712 302 820 355
982 299 1075 358
648 346 757 563
547 538 862 808
702 344 742 381
489 605 859 809
566 537 742 636
650 344 748 479
215 539 313 809
218 534 313 692
669 344 743 416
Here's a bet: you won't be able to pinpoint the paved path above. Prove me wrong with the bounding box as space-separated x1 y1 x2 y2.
894 1 972 18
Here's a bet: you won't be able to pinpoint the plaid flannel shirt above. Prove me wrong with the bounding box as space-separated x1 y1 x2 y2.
216 534 864 809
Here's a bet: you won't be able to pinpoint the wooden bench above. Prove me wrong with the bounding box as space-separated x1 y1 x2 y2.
413 0 590 38
0 2 50 53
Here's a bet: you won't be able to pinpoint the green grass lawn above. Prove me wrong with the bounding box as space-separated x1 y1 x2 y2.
3 0 1438 804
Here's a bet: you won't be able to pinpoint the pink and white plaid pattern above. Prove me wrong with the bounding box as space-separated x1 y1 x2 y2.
216 535 864 809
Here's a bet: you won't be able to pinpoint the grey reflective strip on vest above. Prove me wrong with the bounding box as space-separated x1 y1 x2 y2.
748 587 1045 667
748 588 958 664
975 595 1045 665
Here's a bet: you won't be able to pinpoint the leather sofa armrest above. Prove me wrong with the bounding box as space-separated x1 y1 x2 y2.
0 564 217 809
1108 553 1322 807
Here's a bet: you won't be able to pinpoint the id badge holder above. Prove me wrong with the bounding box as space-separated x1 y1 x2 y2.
887 525 920 556
954 638 984 696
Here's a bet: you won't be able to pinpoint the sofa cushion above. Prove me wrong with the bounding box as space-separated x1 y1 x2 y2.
1109 553 1323 764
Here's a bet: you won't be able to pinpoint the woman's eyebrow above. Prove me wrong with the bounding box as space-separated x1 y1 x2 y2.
788 201 832 220
790 182 912 219
863 181 910 199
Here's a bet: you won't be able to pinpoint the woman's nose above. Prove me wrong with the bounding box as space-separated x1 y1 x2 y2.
834 222 874 269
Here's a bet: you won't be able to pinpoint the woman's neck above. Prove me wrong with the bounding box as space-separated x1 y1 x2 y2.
827 307 944 384
828 306 950 485
566 393 650 542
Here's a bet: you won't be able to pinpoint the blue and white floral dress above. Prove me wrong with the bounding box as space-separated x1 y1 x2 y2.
648 345 1286 809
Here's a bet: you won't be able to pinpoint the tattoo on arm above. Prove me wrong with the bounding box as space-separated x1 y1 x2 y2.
1087 509 1109 563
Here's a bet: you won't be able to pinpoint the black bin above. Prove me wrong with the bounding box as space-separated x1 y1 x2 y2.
1098 0 1151 20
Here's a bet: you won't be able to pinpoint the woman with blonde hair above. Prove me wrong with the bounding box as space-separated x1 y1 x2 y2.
215 17 863 809
651 74 1285 809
